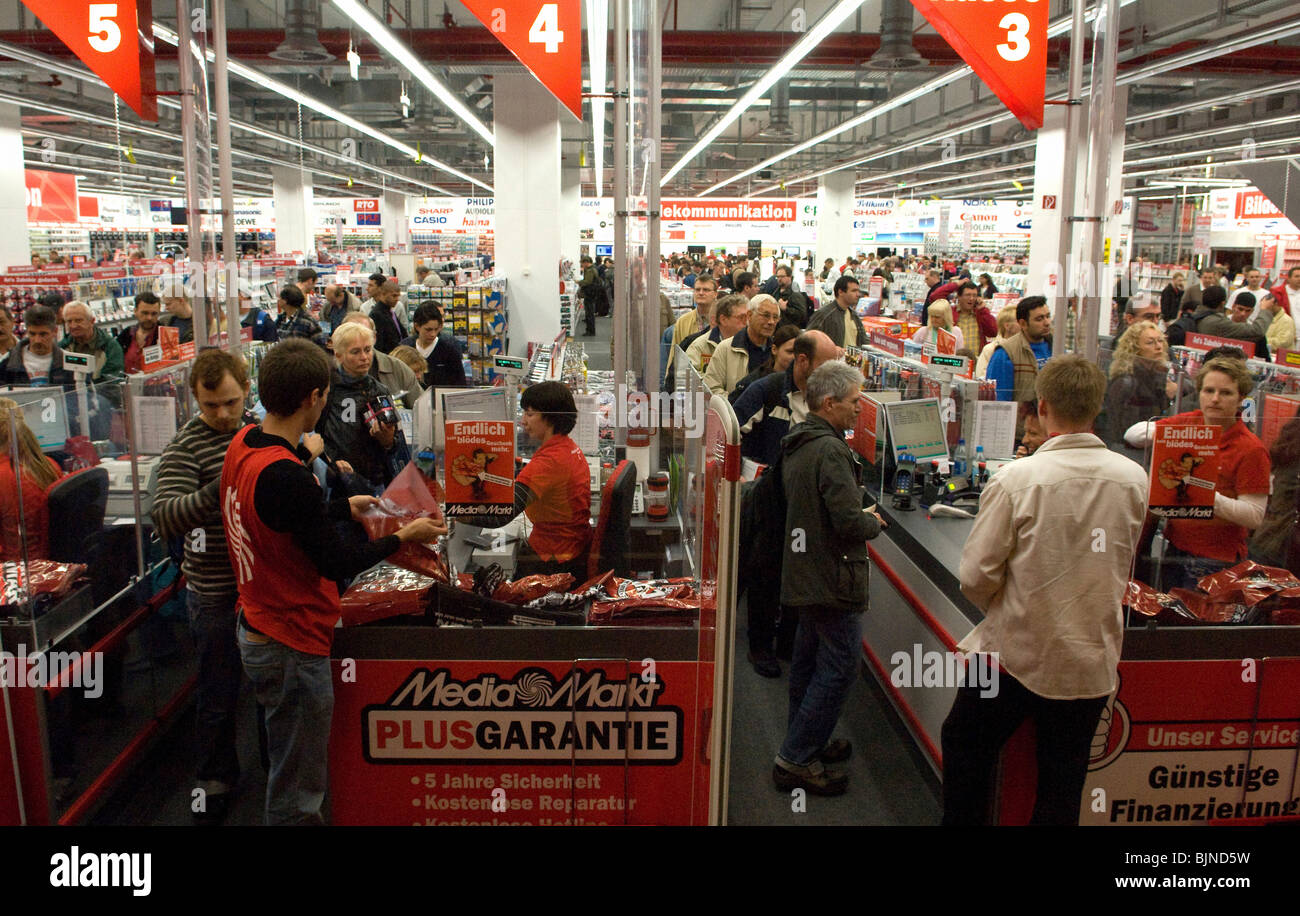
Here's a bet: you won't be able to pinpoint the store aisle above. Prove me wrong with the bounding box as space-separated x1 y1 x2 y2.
726 597 942 826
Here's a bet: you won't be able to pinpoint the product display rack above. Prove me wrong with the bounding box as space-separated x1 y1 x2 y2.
28 225 91 260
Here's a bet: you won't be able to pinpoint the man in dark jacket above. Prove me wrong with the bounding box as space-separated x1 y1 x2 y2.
118 292 163 373
370 281 407 354
806 275 866 348
772 264 809 329
773 361 884 796
0 304 76 389
735 330 839 678
1159 272 1185 323
400 303 466 389
578 256 601 336
1190 285 1270 358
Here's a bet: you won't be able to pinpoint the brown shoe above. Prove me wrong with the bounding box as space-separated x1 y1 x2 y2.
772 758 848 796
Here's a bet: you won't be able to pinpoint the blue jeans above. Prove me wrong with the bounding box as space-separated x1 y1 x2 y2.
187 590 242 793
236 622 334 826
778 607 861 766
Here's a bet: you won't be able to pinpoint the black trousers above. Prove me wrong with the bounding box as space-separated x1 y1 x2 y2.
745 566 799 656
940 672 1107 826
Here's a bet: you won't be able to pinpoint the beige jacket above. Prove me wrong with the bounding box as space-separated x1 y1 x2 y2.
666 308 709 379
958 433 1148 699
685 331 720 374
703 331 762 398
1266 308 1296 352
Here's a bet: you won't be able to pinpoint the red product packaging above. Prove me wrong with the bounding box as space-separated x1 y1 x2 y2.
358 462 449 582
341 564 437 626
492 573 575 605
590 577 701 624
0 560 87 606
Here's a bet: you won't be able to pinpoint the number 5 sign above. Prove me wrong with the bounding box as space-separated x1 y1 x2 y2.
20 0 156 120
459 0 582 119
909 0 1046 130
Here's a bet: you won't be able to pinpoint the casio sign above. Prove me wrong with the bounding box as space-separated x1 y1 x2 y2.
413 216 448 225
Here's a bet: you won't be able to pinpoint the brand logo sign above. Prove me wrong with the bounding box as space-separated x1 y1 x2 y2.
363 667 683 764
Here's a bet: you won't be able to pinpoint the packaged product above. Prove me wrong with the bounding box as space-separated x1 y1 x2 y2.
341 564 437 626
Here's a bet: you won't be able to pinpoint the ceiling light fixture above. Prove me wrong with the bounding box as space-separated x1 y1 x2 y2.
330 0 496 146
660 0 869 187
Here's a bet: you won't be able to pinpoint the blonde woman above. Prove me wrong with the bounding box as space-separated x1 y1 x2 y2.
0 399 63 561
976 305 1019 379
1102 320 1189 447
911 298 964 352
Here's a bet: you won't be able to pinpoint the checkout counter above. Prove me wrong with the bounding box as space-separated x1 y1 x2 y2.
326 340 743 825
852 339 1300 826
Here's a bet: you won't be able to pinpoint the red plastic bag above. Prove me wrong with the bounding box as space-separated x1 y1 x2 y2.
590 577 701 624
341 564 437 626
0 560 87 606
358 462 449 582
492 573 574 605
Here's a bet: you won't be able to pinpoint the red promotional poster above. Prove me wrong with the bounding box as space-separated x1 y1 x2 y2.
869 329 905 358
851 395 878 463
329 659 709 825
19 0 156 121
1260 393 1300 451
910 0 1047 130
1148 422 1221 518
444 419 516 525
458 0 582 119
25 170 78 223
1185 332 1256 358
933 326 957 356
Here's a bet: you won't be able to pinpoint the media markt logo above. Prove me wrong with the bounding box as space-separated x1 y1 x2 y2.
363 667 683 765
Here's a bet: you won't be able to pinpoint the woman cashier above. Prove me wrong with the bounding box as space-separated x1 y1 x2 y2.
1158 356 1270 590
486 381 592 579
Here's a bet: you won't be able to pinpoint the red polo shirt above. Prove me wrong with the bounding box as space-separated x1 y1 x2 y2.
516 433 592 562
1162 411 1270 562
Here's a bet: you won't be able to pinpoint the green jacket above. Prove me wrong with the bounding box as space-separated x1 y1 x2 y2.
780 414 881 611
59 325 125 382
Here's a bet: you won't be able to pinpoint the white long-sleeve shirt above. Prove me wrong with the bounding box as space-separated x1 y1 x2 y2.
958 433 1148 699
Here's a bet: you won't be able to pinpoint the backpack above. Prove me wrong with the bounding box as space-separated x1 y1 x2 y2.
737 446 787 590
1166 313 1197 348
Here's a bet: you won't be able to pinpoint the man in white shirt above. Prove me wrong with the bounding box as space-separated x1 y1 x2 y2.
942 354 1148 825
1228 267 1268 318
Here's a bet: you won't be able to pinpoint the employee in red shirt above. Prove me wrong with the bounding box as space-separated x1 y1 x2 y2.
222 339 446 825
0 397 63 561
488 381 592 580
1158 356 1270 591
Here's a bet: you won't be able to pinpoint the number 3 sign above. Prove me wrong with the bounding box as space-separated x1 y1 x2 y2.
20 0 156 120
909 0 1047 130
460 0 582 119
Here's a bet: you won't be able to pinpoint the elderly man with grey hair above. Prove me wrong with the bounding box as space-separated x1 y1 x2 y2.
773 360 884 797
59 300 125 382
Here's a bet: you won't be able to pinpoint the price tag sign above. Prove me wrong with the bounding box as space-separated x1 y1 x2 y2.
459 0 582 119
910 0 1047 130
20 0 157 120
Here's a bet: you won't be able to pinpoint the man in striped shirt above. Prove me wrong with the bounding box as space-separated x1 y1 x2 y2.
151 348 324 823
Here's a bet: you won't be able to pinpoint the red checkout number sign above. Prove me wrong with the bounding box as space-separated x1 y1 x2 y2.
460 0 582 119
20 0 157 120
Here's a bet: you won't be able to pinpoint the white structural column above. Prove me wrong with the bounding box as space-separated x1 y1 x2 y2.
1101 86 1129 279
816 172 855 265
1028 104 1073 299
494 74 563 353
381 188 410 251
559 163 582 264
271 165 314 256
0 106 30 268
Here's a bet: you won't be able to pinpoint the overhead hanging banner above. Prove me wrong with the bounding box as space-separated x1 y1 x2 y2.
25 169 79 223
20 0 157 121
909 0 1047 130
459 0 582 120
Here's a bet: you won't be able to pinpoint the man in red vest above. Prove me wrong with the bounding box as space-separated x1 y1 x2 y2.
1269 265 1300 316
222 338 446 825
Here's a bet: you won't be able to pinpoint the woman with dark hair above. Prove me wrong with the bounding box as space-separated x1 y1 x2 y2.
484 381 592 579
978 273 998 298
1249 417 1300 573
728 323 799 405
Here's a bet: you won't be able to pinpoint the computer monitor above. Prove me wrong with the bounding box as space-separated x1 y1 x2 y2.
595 244 613 258
882 397 948 465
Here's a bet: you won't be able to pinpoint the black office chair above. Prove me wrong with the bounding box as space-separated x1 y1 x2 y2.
588 460 636 579
46 467 109 564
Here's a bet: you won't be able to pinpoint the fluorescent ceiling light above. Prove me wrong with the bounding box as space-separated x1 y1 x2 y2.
1127 114 1297 151
1125 77 1300 127
660 0 868 187
329 0 495 147
586 0 609 192
151 24 490 191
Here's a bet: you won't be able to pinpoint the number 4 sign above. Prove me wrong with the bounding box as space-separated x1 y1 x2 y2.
459 0 582 119
909 0 1047 130
20 0 156 120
